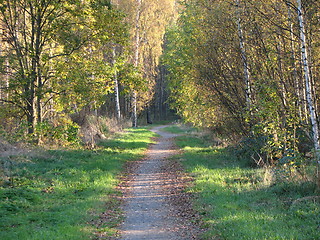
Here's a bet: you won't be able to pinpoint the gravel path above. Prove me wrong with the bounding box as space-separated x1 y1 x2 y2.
118 125 199 240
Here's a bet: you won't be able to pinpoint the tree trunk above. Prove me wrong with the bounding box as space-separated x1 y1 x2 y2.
26 88 37 134
113 46 121 121
236 0 251 110
296 0 320 183
132 0 142 127
286 2 303 119
147 106 152 124
132 91 137 127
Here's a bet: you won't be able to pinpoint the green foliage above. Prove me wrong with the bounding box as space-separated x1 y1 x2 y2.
0 127 157 239
230 135 268 167
163 0 320 171
35 120 81 146
118 63 146 93
163 1 244 132
0 117 81 146
174 131 320 240
0 0 129 133
0 120 30 144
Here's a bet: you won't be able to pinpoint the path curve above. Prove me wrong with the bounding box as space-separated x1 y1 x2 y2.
118 125 198 240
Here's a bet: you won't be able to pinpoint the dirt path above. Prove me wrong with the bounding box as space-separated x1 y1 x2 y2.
118 125 199 240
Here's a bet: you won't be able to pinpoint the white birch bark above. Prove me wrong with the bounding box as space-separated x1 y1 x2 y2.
236 0 251 109
296 0 320 159
132 0 142 127
0 32 2 101
286 2 304 119
113 46 121 121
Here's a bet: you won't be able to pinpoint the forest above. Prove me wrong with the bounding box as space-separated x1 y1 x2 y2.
1 0 320 239
164 0 320 183
0 0 176 145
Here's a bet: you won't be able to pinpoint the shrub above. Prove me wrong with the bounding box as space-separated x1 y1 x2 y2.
34 119 81 147
230 135 268 167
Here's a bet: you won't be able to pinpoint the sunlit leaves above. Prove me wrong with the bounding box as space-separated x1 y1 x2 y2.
0 0 129 133
164 0 320 164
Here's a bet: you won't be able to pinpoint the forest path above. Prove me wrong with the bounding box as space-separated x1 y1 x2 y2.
118 125 199 240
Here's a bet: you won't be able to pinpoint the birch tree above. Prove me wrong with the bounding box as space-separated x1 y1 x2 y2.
296 0 320 179
117 0 175 126
112 46 121 121
236 0 252 111
132 0 141 127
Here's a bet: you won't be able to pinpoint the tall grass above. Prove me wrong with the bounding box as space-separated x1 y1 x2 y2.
0 127 156 240
175 134 320 240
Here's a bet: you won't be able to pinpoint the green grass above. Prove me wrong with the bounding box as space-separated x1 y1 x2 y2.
162 124 197 134
174 134 320 240
0 127 157 240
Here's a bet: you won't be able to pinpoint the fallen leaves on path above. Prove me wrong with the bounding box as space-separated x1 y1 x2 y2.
91 128 204 239
161 158 205 239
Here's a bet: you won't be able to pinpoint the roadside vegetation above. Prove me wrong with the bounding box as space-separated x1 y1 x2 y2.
166 125 320 240
0 127 156 240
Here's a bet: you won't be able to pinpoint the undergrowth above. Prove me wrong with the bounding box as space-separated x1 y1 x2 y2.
174 131 320 240
0 127 156 240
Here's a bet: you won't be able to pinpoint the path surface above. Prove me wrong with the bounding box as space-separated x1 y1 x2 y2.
118 125 199 240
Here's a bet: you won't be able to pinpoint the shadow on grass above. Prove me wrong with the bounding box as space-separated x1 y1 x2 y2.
0 127 156 240
176 136 320 240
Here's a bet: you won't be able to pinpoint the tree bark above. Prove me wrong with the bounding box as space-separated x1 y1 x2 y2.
296 0 320 180
132 0 142 127
113 46 121 121
236 0 251 110
286 2 303 119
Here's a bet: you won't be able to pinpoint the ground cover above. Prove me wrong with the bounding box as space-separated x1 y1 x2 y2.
0 128 157 240
169 126 320 240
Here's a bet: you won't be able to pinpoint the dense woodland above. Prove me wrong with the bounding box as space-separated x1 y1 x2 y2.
163 0 320 184
0 0 176 145
1 0 320 184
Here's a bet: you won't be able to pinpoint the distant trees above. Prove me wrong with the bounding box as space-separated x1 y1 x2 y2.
117 0 176 125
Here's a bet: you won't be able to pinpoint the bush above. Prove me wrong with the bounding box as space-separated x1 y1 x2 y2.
34 119 81 147
79 115 131 148
230 135 268 167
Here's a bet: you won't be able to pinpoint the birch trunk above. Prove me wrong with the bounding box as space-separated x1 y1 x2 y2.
296 0 320 176
0 37 3 101
0 40 9 102
286 3 303 119
236 0 251 109
113 46 121 121
132 0 142 127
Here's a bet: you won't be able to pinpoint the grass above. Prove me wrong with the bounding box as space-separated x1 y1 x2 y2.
162 124 197 134
0 127 157 240
174 133 320 240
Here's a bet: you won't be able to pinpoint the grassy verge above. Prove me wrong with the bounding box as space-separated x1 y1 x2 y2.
174 132 320 239
162 124 196 134
0 127 157 240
